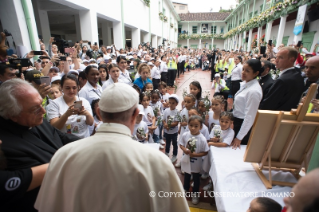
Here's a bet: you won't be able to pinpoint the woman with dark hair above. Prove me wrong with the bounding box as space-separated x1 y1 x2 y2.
47 74 94 138
232 59 263 149
79 65 102 104
231 55 243 99
160 55 169 84
80 45 88 60
117 56 133 85
98 64 109 86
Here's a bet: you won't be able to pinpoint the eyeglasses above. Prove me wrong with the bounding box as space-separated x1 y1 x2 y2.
22 105 44 115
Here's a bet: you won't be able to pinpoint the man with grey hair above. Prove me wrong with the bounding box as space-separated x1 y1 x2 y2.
283 168 319 211
35 83 189 212
259 47 304 111
0 79 79 212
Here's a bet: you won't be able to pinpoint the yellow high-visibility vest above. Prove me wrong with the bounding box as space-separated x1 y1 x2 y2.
168 60 177 69
228 58 235 75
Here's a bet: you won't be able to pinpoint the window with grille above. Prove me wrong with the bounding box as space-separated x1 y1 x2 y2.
211 26 217 34
221 27 224 33
192 26 197 34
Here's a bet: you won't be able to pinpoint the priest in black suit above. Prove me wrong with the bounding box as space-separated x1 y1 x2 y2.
259 47 304 111
0 79 79 212
258 60 274 103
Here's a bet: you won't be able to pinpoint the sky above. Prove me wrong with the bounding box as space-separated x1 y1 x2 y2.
173 0 238 12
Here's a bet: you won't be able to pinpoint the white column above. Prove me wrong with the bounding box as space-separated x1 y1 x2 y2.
102 22 110 46
199 39 201 49
79 10 99 45
74 15 82 43
238 33 242 50
248 29 253 52
37 10 51 48
265 21 273 43
143 32 150 43
106 23 112 45
211 38 214 50
257 26 262 48
152 35 157 48
276 15 287 48
113 21 124 48
131 28 140 49
187 39 189 48
0 0 37 54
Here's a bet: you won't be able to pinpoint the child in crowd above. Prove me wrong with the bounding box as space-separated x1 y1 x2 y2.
133 110 149 143
48 84 62 100
209 111 235 147
179 115 209 205
175 94 196 168
205 95 225 133
197 98 210 121
203 111 235 191
132 84 141 94
149 89 165 148
89 99 103 135
139 92 157 142
163 94 180 163
102 64 123 90
143 82 153 92
159 81 169 110
189 81 202 108
133 63 152 90
247 197 282 212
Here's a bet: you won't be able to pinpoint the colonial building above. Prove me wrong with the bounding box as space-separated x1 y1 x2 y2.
176 0 319 52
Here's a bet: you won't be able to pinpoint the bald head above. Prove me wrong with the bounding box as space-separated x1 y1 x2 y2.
305 56 319 81
284 168 319 212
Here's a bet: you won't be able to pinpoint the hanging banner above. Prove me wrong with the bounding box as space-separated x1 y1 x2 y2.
293 4 307 35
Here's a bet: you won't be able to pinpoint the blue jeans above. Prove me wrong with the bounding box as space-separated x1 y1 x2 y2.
158 123 163 139
153 133 160 143
165 132 178 156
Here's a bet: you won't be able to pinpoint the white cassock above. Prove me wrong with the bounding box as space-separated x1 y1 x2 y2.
35 123 189 212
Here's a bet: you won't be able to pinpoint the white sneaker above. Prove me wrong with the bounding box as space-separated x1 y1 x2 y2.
192 196 199 205
181 170 185 174
171 156 177 163
175 161 181 168
191 182 194 187
203 182 213 191
165 153 169 157
160 140 165 145
159 144 164 149
201 173 209 179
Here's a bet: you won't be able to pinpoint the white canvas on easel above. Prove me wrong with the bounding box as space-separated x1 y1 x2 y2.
244 84 319 189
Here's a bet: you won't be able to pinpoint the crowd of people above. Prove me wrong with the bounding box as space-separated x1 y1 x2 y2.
0 29 319 211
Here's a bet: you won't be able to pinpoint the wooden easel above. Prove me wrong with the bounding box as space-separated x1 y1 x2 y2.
244 84 319 189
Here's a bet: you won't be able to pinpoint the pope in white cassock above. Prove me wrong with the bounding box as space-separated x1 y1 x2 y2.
35 83 189 212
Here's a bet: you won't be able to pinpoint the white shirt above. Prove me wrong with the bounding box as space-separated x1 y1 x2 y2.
211 79 226 93
79 81 102 105
231 63 243 81
178 108 189 142
139 105 155 126
209 126 235 146
119 69 132 85
151 66 161 79
133 121 149 142
233 79 263 140
102 77 124 90
46 96 92 138
207 111 220 133
179 132 209 173
184 124 210 141
160 61 168 73
160 93 170 109
163 108 180 134
35 123 189 212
